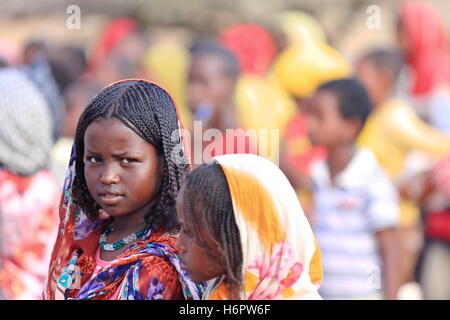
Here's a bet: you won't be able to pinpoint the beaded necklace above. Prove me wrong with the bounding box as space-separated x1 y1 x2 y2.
99 223 148 251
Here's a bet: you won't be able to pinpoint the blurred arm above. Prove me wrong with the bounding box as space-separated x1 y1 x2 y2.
386 102 450 157
376 228 401 300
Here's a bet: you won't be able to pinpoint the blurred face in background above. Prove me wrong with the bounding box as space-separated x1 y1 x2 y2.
22 41 47 65
93 33 148 84
356 59 388 107
64 83 100 138
305 89 359 149
356 59 396 108
187 53 236 115
396 20 411 59
110 33 148 78
293 96 309 113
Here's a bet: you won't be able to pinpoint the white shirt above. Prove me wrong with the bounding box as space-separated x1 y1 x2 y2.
310 148 399 299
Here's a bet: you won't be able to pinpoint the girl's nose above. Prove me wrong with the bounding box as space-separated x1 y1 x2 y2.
175 235 186 253
100 164 120 184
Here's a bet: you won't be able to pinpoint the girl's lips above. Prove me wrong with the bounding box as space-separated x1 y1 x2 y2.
99 194 124 206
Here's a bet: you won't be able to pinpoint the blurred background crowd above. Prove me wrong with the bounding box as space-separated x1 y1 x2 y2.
1 0 450 300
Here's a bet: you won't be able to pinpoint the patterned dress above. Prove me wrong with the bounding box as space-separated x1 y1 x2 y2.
0 169 59 299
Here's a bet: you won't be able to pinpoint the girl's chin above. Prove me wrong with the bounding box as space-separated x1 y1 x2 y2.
98 207 128 217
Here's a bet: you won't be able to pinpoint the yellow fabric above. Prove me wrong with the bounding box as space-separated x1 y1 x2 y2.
230 169 286 249
277 11 327 46
398 199 421 228
358 99 450 227
234 74 296 163
295 189 314 205
358 99 450 180
142 42 193 130
235 74 296 133
274 10 350 98
207 154 322 300
309 238 323 286
50 137 73 165
208 281 229 300
274 42 350 98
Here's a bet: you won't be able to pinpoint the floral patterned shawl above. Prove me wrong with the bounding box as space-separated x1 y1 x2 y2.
204 154 322 300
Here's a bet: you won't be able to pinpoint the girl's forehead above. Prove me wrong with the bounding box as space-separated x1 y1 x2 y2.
86 117 132 136
88 116 123 127
84 117 152 150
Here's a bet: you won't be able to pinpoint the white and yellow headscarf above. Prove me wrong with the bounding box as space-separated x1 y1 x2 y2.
205 154 322 300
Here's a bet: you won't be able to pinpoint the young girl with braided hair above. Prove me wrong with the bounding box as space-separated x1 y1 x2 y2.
45 79 203 300
175 154 323 300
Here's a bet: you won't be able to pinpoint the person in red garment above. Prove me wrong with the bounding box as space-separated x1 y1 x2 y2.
397 1 450 134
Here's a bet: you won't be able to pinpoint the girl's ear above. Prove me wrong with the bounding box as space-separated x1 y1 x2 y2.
199 225 227 269
210 238 226 261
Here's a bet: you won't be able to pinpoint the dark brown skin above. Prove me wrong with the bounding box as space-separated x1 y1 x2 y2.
305 90 358 182
187 54 236 122
64 83 100 138
377 229 402 300
174 185 227 283
84 118 162 261
187 54 239 165
396 20 411 61
306 89 400 299
356 58 395 108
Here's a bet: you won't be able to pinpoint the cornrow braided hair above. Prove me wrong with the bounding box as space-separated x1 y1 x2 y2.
181 161 243 299
72 79 189 234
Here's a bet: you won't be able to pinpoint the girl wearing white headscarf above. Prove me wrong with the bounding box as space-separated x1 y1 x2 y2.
175 154 322 300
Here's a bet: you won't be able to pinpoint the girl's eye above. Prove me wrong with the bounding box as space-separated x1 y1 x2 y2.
121 158 136 164
87 156 101 164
